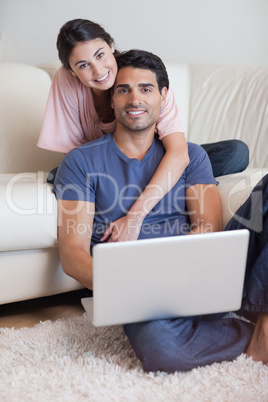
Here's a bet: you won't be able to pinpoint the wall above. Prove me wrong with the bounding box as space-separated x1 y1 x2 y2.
0 0 268 66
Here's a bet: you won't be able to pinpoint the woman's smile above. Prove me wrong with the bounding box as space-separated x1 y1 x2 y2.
94 71 110 83
69 39 118 91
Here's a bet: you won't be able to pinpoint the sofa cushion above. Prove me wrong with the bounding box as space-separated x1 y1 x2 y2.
187 65 268 169
0 62 63 173
0 173 57 252
217 168 268 228
0 248 83 304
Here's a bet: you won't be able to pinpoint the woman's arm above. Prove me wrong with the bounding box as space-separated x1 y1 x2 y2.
101 131 189 242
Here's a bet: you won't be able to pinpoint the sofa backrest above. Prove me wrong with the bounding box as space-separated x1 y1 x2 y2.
167 63 268 169
1 62 267 173
0 62 63 174
165 63 191 136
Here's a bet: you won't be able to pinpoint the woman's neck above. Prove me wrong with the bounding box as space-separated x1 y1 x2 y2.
91 88 114 123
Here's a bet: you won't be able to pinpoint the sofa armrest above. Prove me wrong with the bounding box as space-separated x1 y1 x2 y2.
217 168 268 228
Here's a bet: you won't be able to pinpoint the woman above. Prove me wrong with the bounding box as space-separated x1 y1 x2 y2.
38 18 249 242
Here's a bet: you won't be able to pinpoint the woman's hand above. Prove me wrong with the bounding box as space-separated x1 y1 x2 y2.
100 214 143 242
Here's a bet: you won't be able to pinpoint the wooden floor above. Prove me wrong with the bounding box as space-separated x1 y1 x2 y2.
0 290 88 329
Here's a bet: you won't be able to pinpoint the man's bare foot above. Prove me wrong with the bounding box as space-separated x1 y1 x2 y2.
246 312 268 364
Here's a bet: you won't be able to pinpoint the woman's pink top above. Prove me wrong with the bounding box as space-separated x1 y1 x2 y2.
38 66 184 153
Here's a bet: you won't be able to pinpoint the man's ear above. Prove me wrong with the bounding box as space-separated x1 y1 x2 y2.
160 87 168 107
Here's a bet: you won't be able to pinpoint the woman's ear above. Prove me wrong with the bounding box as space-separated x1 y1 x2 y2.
70 70 77 77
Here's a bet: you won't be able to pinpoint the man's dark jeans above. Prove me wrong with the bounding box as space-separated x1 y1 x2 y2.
125 174 268 373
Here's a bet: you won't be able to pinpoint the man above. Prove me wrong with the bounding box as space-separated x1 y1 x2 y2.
54 50 268 372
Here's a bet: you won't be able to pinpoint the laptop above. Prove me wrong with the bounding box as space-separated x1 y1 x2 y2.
81 229 249 327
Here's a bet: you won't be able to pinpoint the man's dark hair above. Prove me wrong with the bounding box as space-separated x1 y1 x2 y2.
115 49 169 92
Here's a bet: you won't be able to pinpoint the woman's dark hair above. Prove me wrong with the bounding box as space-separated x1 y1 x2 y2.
115 49 169 91
57 18 119 70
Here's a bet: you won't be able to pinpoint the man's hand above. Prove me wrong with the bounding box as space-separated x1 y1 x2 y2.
101 214 143 242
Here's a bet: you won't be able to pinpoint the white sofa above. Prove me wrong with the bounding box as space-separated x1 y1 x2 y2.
0 61 267 305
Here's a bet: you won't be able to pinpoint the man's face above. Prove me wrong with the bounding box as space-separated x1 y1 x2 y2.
111 67 167 133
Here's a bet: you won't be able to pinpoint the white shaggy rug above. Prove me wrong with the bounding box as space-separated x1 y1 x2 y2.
0 313 268 402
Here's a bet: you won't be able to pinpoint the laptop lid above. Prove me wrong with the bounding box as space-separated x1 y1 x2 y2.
81 229 249 327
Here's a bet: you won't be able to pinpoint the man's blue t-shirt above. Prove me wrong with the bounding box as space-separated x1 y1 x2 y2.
54 133 217 247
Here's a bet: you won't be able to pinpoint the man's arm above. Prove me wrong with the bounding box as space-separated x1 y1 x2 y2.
186 184 223 234
58 199 95 289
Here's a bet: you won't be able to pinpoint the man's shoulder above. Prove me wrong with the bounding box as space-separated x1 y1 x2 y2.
57 133 113 177
187 142 208 162
54 133 114 193
187 142 204 154
186 142 213 175
66 133 113 160
78 133 112 152
184 142 216 185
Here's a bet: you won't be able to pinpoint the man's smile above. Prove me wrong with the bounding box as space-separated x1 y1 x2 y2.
126 109 146 116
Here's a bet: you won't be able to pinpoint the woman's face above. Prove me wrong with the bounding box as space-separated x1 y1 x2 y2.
69 39 118 93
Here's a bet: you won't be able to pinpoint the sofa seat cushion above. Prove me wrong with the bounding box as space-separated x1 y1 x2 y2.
217 168 268 228
0 172 57 252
